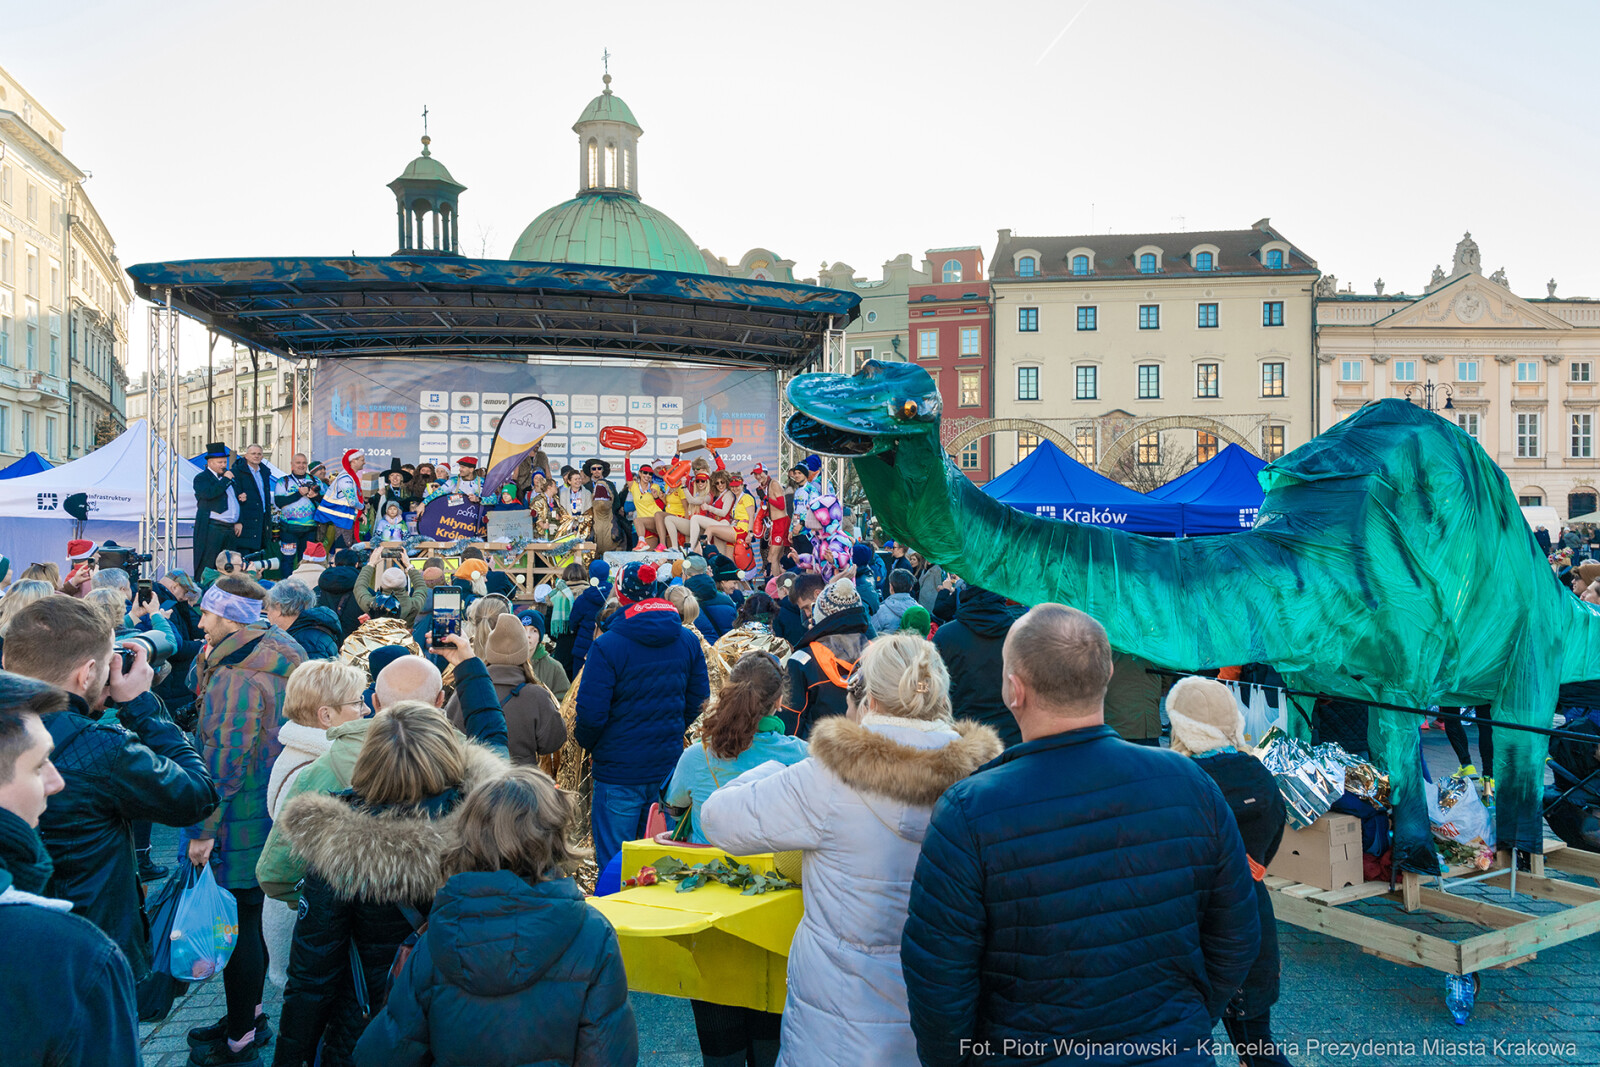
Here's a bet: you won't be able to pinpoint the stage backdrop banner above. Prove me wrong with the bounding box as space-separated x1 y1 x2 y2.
311 358 780 474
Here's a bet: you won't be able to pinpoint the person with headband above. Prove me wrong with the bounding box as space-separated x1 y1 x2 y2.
701 633 1001 1067
183 574 305 1063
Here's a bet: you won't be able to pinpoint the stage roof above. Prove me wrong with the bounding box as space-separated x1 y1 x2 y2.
125 256 860 371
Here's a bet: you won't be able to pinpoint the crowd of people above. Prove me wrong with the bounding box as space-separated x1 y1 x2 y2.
0 459 1309 1067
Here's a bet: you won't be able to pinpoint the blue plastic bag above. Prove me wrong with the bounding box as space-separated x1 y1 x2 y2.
165 864 238 981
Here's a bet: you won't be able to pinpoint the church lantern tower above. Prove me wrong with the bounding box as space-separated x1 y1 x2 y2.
387 118 466 256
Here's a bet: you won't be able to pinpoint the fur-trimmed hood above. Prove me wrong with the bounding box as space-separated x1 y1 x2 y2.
277 740 507 904
808 716 1002 808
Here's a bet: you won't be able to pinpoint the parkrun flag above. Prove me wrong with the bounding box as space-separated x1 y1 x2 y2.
482 397 556 500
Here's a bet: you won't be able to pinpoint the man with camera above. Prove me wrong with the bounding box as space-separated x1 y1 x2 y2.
194 442 242 576
2 595 219 1017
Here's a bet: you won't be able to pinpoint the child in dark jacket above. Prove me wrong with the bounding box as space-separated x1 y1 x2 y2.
352 768 637 1067
1167 676 1291 1067
568 560 612 674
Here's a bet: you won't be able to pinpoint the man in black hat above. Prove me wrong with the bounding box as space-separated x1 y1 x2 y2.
584 458 624 546
192 443 240 576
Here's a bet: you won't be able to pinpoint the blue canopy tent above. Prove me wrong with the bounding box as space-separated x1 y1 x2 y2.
0 452 53 480
982 439 1184 536
1149 443 1266 534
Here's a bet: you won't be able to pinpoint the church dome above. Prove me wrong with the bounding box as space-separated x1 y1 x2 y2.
510 191 706 273
509 74 706 274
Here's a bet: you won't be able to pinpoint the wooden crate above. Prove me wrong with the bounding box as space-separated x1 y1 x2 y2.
1267 840 1600 976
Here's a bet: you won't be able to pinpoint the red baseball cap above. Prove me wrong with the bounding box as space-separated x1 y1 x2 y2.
749 464 768 477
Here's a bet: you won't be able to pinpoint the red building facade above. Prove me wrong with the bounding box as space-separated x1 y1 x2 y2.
906 246 992 482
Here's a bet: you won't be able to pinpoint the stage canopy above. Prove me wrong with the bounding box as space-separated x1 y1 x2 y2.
1149 443 1267 534
0 452 53 480
981 439 1184 536
125 256 860 370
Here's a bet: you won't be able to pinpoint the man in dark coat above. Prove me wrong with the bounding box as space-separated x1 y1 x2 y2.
684 556 736 639
902 604 1260 1067
773 572 822 648
931 585 1026 748
231 443 273 553
192 442 240 576
782 578 870 739
574 561 709 873
316 549 366 639
2 596 218 1015
0 674 141 1067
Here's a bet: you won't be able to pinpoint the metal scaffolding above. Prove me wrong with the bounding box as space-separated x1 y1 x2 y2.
142 291 182 571
820 317 852 503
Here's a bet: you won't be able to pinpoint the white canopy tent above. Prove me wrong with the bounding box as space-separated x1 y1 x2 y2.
0 420 193 575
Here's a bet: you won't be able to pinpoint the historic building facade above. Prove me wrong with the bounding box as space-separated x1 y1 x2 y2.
984 220 1318 483
1316 233 1600 519
66 186 130 455
907 246 994 482
819 253 930 366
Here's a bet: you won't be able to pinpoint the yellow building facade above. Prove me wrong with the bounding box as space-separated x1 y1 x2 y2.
1316 233 1600 520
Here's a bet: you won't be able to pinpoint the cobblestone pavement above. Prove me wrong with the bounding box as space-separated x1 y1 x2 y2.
142 728 1598 1066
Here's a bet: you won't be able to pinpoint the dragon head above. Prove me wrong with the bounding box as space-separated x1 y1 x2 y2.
784 359 943 457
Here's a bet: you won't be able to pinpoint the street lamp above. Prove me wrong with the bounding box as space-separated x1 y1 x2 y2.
1405 380 1454 412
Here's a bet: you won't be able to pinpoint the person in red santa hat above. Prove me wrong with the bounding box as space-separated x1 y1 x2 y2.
313 448 365 549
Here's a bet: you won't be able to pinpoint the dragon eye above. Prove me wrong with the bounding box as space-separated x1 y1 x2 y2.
892 399 919 420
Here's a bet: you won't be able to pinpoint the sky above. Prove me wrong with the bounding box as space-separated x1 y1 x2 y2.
6 0 1600 370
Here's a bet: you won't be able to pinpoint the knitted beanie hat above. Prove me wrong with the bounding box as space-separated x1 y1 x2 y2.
517 608 547 640
455 559 489 582
898 605 933 637
812 577 861 624
618 560 665 605
484 570 517 599
851 543 875 568
367 644 410 686
1580 560 1600 583
588 560 611 586
483 614 530 667
1166 676 1248 757
378 567 408 592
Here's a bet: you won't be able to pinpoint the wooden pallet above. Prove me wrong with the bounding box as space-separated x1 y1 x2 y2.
1267 840 1600 975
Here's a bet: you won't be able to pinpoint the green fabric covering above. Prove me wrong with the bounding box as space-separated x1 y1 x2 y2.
784 359 1582 873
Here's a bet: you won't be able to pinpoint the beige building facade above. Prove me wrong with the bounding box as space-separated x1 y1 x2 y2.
66 184 130 455
128 345 311 468
819 254 931 366
1317 233 1600 520
986 221 1317 483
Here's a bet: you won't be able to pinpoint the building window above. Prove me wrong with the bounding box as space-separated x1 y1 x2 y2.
1457 412 1480 440
1018 307 1038 332
48 314 58 378
25 250 36 296
604 142 617 186
1340 360 1362 382
1393 360 1416 382
1573 362 1592 383
1138 364 1161 399
1197 302 1218 328
1574 414 1594 459
1262 425 1285 459
1517 360 1541 383
1197 363 1219 398
959 440 981 470
1076 365 1097 400
1197 431 1218 463
1017 256 1036 277
853 347 872 365
1017 366 1039 401
0 167 9 203
0 405 7 451
1 235 9 278
1262 362 1285 397
1017 432 1039 462
1265 249 1284 269
1137 430 1160 465
586 140 598 189
918 330 938 359
24 301 37 370
959 371 981 408
25 185 36 221
1263 301 1284 326
1518 494 1543 507
865 310 877 324
959 327 980 356
1138 305 1160 330
1517 412 1541 458
44 417 55 457
1195 252 1214 272
1076 306 1096 331
1075 426 1096 466
1457 360 1480 382
20 411 31 453
1071 254 1090 276
942 259 962 283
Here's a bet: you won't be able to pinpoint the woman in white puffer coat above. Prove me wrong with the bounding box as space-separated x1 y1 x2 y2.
701 633 1001 1066
261 659 367 987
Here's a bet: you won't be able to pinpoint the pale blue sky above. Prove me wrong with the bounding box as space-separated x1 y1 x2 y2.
5 0 1598 364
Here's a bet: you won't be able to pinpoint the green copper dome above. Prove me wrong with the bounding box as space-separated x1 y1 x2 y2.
390 137 462 189
510 191 706 273
575 81 640 130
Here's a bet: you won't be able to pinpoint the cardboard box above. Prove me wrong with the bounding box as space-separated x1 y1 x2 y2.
1267 814 1363 890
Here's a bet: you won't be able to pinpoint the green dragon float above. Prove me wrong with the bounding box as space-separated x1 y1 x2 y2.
785 359 1588 873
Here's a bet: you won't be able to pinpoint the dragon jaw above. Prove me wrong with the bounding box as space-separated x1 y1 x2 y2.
784 359 944 458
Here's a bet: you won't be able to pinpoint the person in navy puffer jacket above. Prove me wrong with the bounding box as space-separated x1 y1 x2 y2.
354 767 637 1067
574 560 710 873
902 603 1261 1067
569 559 612 674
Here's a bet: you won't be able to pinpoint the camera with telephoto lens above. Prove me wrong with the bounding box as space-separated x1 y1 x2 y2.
116 630 177 674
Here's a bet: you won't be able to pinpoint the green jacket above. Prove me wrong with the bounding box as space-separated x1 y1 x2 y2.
531 644 571 701
355 563 426 624
255 716 373 901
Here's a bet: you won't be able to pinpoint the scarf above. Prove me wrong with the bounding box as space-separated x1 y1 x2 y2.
0 806 53 895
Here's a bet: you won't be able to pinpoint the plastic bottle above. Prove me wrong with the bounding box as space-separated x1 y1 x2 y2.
1445 972 1476 1024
